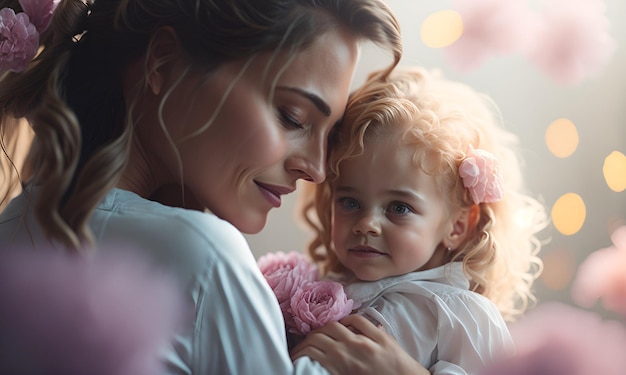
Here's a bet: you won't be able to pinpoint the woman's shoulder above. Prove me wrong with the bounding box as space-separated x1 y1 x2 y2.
93 189 255 281
97 188 243 243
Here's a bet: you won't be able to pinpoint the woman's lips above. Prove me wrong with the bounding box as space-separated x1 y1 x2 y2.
255 182 294 208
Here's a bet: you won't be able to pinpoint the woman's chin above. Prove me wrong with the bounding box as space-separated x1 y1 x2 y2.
231 214 268 235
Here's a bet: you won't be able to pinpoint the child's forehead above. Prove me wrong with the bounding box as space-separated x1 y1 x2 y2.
364 123 431 154
349 133 417 168
364 120 411 143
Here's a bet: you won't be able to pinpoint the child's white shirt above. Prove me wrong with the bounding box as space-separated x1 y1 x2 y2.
346 263 513 375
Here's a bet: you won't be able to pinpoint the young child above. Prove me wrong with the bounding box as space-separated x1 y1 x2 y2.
298 66 548 374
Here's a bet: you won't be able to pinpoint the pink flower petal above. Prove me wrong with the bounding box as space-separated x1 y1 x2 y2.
0 8 39 73
0 248 185 375
571 225 626 317
444 0 532 72
258 251 319 317
18 0 59 32
288 280 354 335
482 303 626 375
524 0 616 86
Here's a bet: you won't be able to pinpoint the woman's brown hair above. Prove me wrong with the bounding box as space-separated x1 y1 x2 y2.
0 0 402 250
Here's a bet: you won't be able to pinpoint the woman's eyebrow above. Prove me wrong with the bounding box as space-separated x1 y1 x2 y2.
278 86 331 117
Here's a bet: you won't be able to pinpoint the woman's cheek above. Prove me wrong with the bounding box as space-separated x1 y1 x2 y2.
245 119 289 165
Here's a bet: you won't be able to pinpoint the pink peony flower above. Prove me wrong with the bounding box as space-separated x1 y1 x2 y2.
258 251 356 338
257 251 319 316
18 0 59 33
288 280 355 335
481 302 626 375
444 0 532 72
459 146 503 204
524 0 616 86
0 248 185 375
571 225 626 317
0 7 39 73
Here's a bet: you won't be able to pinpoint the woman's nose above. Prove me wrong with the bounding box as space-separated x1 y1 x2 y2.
287 138 326 183
352 213 381 237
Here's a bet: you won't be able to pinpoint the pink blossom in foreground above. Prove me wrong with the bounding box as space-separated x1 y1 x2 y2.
459 146 504 204
289 280 355 335
481 302 626 375
572 225 626 317
18 0 59 33
524 0 616 86
444 0 531 72
0 8 39 73
0 248 185 375
258 251 319 315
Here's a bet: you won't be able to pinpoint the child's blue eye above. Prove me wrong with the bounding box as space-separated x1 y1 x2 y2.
338 197 360 210
388 202 411 215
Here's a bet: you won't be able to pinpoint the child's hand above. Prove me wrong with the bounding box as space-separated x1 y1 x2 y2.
290 314 429 375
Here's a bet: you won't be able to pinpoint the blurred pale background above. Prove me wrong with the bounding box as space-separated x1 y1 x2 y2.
247 0 626 318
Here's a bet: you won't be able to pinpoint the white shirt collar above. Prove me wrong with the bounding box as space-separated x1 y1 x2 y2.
345 262 470 302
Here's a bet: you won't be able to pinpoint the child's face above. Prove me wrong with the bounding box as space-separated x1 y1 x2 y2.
331 129 452 281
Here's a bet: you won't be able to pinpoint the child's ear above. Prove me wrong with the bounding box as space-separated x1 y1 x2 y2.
145 26 180 96
444 206 478 250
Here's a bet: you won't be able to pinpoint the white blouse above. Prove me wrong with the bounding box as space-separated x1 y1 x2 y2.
346 263 513 375
0 187 327 375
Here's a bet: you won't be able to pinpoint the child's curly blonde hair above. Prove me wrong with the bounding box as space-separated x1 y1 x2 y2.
299 66 548 321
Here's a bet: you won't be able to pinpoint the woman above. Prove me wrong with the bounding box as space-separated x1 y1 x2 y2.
0 0 417 373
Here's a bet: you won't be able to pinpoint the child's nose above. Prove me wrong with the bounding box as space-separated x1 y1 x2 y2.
352 213 381 237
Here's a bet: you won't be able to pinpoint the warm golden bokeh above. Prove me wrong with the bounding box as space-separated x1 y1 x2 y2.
545 118 579 158
551 193 586 236
540 247 577 291
603 151 626 192
420 10 463 48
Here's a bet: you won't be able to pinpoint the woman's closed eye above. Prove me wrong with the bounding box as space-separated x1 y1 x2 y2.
278 107 305 129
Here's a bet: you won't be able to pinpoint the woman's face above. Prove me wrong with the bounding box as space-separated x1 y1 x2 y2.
138 28 359 233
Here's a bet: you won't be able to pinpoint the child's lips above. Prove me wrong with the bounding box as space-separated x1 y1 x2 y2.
349 245 387 257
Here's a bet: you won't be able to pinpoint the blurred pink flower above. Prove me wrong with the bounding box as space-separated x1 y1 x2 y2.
0 7 39 73
0 248 185 375
524 0 616 86
444 0 532 72
481 302 626 375
459 146 504 204
258 251 355 336
289 280 355 335
572 225 626 317
258 251 319 316
18 0 59 33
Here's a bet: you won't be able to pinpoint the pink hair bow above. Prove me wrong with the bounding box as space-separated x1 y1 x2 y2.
459 146 504 204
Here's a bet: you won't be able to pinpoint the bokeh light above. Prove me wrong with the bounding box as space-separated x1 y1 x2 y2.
540 247 577 291
545 118 579 158
603 151 626 192
420 10 463 48
552 193 586 235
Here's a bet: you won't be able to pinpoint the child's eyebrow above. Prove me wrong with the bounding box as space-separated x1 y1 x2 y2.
386 189 425 204
334 186 357 194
